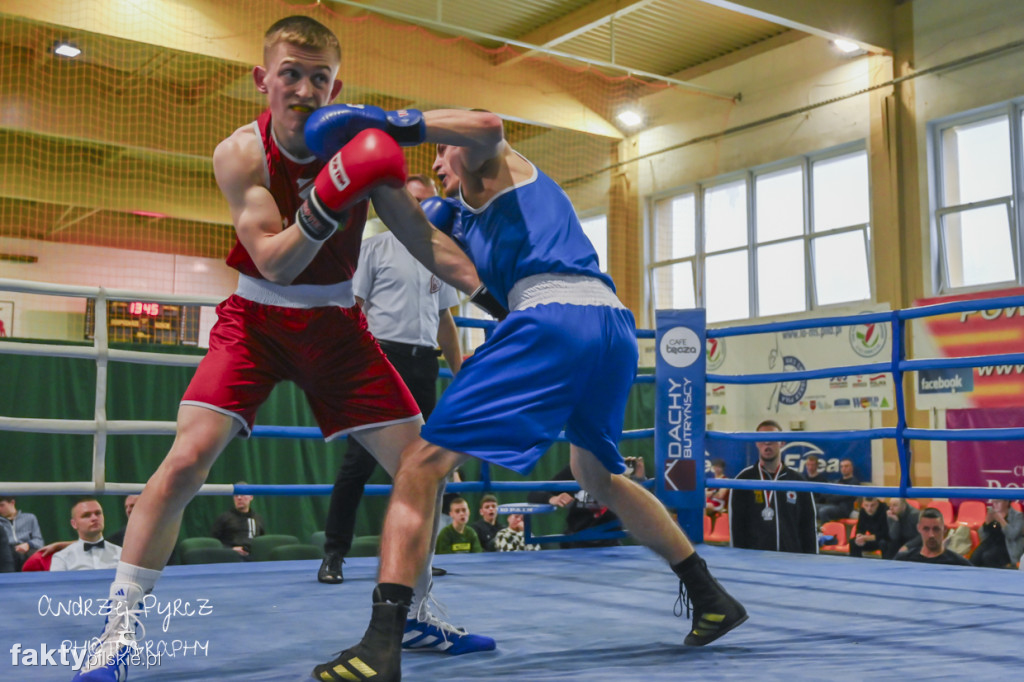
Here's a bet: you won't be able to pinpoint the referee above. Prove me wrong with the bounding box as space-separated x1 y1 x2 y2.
318 174 463 583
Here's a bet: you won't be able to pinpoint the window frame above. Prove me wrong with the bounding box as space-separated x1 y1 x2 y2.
929 101 1024 294
646 141 872 324
577 209 609 274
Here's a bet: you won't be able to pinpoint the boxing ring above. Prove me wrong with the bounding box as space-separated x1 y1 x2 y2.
1 277 1023 680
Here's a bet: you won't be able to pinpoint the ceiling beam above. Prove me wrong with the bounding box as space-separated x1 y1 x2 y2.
692 0 895 53
502 0 658 67
668 29 807 82
4 0 624 138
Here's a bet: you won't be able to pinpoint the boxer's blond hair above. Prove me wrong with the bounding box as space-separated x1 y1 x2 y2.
264 15 341 64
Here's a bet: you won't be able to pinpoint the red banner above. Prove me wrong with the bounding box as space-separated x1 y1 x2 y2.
915 287 1024 408
946 407 1024 490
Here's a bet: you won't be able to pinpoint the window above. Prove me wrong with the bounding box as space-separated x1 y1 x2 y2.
932 107 1021 291
648 145 872 323
580 214 608 272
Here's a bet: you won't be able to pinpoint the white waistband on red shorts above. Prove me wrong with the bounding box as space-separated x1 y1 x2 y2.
507 273 625 312
234 273 355 309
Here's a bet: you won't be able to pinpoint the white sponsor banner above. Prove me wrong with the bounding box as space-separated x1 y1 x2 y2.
704 305 894 415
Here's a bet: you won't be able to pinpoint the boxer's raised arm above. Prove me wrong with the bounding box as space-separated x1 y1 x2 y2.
422 109 505 173
370 185 480 296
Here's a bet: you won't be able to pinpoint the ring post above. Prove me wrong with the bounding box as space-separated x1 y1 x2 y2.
654 309 707 542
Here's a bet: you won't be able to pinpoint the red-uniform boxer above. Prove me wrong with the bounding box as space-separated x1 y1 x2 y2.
73 16 489 682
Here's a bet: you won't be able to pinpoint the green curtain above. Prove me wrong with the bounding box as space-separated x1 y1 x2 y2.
0 343 655 551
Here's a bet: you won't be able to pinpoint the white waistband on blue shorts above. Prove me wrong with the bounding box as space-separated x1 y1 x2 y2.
507 273 625 312
234 273 355 309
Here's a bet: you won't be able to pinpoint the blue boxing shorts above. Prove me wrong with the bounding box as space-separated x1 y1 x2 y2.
421 303 638 475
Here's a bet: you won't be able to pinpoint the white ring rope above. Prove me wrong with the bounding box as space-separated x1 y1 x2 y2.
0 277 218 494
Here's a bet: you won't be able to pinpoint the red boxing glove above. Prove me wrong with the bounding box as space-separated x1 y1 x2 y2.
296 129 408 242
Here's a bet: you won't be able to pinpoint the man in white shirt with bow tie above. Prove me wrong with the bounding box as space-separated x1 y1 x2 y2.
51 498 122 571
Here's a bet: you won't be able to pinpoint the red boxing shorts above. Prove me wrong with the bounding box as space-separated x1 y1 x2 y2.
181 294 420 439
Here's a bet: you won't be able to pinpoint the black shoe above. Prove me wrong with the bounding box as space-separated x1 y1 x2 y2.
312 600 407 681
675 556 748 646
431 566 447 577
318 553 344 584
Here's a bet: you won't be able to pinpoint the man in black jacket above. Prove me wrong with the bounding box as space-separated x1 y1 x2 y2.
210 485 265 559
816 458 861 523
885 497 920 558
469 494 504 551
730 420 817 554
849 497 890 558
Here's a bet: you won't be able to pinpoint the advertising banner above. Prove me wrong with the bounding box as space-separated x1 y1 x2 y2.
914 287 1024 409
706 437 872 483
705 308 894 417
946 407 1024 490
655 309 706 539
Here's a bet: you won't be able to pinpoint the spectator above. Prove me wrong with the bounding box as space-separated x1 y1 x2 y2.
493 514 540 552
849 497 890 558
527 456 647 549
469 494 504 552
438 469 463 530
729 420 817 554
210 486 265 559
895 507 971 566
705 458 730 517
970 499 1024 568
50 498 122 571
106 494 139 548
0 496 45 570
801 454 829 506
435 497 482 554
885 498 920 559
816 457 861 523
318 173 464 584
0 532 14 573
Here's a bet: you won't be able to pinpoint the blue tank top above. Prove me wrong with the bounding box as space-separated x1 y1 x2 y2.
459 159 614 306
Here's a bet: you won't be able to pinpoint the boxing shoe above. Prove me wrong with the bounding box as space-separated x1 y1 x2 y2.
673 554 748 646
402 599 496 656
72 583 145 681
312 596 407 682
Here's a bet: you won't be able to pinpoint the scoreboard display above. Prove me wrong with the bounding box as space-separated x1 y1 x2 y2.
85 299 200 346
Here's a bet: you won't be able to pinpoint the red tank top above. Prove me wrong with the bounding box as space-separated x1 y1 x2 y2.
224 109 368 285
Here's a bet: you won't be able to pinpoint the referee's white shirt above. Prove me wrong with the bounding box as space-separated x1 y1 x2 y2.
353 231 460 346
50 538 122 571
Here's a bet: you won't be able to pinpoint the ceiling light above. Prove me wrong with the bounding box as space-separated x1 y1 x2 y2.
617 110 643 129
832 39 860 54
54 42 81 59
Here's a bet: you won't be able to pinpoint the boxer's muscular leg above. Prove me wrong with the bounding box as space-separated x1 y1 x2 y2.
376 438 465 589
123 405 240 569
569 444 693 565
354 421 446 603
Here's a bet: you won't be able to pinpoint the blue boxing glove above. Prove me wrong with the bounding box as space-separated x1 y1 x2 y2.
305 104 425 160
421 196 468 251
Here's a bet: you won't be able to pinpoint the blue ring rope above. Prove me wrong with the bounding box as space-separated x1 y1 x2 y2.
707 429 897 442
245 294 1024 501
250 425 655 441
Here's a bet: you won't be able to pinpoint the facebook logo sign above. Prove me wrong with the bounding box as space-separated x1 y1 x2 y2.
918 368 973 394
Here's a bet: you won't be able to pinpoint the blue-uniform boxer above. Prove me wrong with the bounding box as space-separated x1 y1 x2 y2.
306 106 748 682
421 160 639 475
